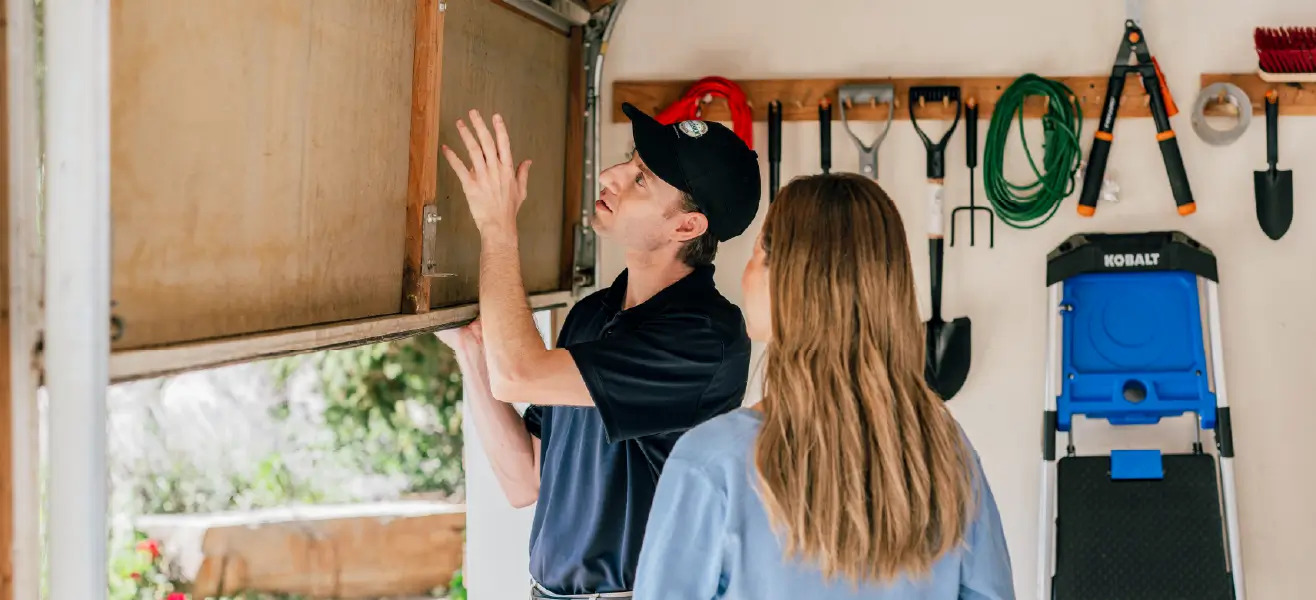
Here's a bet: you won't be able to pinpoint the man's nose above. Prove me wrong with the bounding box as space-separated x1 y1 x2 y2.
598 164 623 191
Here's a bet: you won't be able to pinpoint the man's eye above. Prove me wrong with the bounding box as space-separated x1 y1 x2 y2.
634 173 645 186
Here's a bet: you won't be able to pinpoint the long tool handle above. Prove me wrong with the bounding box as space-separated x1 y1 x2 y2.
928 236 944 322
1158 134 1194 214
1142 69 1195 215
1078 74 1125 216
769 100 782 201
927 179 945 240
1266 90 1278 168
819 100 831 174
966 99 978 170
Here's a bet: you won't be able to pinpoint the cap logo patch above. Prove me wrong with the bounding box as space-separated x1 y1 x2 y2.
678 120 708 138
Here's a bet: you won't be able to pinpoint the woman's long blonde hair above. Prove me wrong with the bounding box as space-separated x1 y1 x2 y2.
754 173 975 586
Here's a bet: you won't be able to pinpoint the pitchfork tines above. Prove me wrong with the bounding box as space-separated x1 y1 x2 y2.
951 97 995 248
951 189 995 247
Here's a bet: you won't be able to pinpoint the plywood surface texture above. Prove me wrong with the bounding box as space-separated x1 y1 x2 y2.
428 0 571 308
110 1 417 350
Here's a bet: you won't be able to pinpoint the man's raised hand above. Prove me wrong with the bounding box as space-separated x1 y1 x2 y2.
441 109 532 238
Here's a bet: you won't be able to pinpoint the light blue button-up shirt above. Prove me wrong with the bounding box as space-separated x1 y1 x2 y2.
633 408 1015 599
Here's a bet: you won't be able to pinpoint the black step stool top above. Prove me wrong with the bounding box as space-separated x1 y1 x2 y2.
1054 453 1235 600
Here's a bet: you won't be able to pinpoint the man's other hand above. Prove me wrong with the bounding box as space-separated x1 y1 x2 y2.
436 317 484 359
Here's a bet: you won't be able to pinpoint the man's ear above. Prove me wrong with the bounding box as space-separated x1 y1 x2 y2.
671 210 709 243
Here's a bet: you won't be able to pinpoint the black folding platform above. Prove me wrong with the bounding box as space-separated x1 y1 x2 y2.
1053 453 1235 600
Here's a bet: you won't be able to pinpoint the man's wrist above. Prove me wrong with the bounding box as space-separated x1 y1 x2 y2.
479 222 520 248
454 343 487 372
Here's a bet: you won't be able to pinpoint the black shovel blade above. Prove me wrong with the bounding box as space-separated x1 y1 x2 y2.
925 316 972 400
1254 169 1293 241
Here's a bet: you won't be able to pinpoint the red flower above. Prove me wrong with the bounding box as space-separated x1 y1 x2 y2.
130 572 140 580
166 593 187 600
136 539 161 560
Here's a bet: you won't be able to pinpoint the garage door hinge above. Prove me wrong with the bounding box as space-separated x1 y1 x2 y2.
422 204 455 278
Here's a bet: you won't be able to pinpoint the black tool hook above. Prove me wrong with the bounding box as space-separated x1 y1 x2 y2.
909 87 962 181
768 99 782 201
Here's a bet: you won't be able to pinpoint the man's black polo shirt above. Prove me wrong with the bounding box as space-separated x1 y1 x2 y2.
521 264 751 595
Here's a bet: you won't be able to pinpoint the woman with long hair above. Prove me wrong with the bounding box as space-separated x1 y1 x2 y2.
631 173 1013 599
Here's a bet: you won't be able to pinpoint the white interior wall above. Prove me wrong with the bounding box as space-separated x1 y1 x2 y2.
462 310 551 599
465 1 1316 598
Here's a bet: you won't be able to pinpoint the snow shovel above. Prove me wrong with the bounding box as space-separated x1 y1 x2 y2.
910 85 971 401
1254 90 1293 240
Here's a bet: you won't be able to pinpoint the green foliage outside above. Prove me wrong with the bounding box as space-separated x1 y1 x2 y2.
273 333 466 497
103 333 467 600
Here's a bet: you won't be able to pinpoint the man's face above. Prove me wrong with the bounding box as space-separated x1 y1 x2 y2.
593 151 706 253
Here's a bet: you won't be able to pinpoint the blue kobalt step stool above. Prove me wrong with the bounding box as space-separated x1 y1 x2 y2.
1036 231 1245 600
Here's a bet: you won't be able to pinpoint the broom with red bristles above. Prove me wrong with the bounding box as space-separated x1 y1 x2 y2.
1256 26 1316 82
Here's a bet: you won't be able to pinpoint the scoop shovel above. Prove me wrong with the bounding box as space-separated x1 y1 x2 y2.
910 85 971 401
1254 90 1293 240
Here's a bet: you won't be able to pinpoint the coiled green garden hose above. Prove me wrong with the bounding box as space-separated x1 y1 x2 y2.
982 74 1085 229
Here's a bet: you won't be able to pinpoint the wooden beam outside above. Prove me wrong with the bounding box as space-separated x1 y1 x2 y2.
110 291 573 383
136 503 466 599
402 0 446 314
559 25 585 291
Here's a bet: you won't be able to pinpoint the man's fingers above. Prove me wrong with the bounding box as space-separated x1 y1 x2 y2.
435 327 464 348
493 114 514 169
468 109 501 173
440 145 472 188
455 119 487 180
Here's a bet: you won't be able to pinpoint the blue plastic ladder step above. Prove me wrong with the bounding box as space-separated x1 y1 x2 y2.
1110 449 1163 480
1057 270 1218 431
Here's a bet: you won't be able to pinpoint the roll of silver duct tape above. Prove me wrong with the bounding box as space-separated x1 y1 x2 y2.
1191 82 1253 146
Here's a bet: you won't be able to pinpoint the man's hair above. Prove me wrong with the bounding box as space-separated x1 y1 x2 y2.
675 192 718 267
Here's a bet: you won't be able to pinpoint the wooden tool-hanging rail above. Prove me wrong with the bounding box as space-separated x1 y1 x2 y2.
612 73 1316 123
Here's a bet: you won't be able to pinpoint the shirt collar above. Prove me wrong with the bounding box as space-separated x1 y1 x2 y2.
600 264 716 320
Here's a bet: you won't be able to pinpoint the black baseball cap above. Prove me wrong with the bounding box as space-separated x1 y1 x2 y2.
621 102 761 242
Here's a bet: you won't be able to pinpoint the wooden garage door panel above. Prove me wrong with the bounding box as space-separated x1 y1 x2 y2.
110 1 416 350
428 0 570 308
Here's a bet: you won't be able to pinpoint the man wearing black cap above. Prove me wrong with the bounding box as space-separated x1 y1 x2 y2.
436 103 760 599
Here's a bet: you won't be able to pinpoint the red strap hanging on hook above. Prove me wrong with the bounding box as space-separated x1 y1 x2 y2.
654 76 754 150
